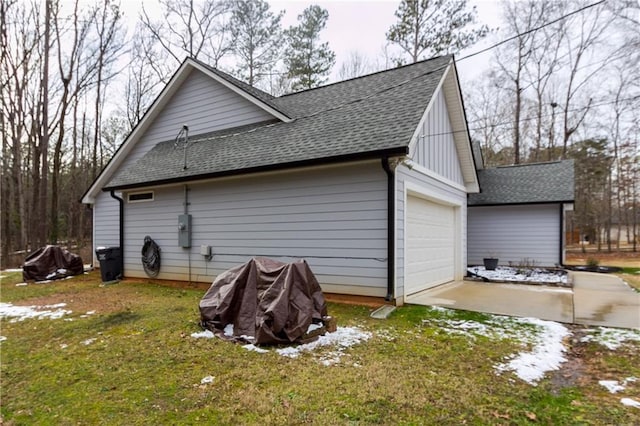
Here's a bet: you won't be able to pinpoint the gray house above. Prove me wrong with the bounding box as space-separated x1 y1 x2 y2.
467 158 575 267
82 55 480 304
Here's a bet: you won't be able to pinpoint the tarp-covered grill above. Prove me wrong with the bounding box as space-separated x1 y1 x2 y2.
199 257 330 345
22 245 84 282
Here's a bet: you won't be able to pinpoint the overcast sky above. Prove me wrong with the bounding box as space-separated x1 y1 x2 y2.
116 0 501 84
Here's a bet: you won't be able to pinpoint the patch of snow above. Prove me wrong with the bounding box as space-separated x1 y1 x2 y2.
276 326 372 365
0 302 72 323
200 375 214 384
82 338 97 345
621 398 640 408
468 266 567 285
580 327 640 350
60 343 68 349
307 323 323 332
15 283 27 287
600 380 626 393
223 324 234 337
494 318 570 385
3 268 22 272
599 377 637 394
242 344 268 353
0 336 6 342
191 330 215 339
423 308 535 342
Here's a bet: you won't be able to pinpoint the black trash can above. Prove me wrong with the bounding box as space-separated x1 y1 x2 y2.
95 246 121 282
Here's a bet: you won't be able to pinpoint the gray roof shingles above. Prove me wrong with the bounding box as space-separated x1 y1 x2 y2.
468 160 575 205
106 55 452 189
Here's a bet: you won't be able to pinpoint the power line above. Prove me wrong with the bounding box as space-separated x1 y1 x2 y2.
466 95 640 125
458 0 607 62
424 94 640 139
295 0 610 121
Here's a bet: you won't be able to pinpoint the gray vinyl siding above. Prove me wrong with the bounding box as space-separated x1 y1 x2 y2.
395 164 467 299
467 204 561 267
122 162 389 296
115 69 274 177
93 191 121 264
412 89 464 185
94 69 275 266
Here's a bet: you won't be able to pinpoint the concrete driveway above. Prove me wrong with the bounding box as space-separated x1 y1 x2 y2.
406 271 640 329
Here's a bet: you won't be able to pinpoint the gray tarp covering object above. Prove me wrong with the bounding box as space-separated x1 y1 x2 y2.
199 257 329 345
22 245 84 282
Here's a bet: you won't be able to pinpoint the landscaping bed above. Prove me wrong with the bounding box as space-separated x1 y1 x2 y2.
467 266 570 287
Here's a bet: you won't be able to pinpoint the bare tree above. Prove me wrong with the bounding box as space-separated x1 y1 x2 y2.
337 51 374 80
124 30 164 129
139 0 231 83
90 0 124 179
493 0 551 164
558 1 615 158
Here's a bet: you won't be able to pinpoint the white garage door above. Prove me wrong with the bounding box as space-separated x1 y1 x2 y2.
406 195 455 295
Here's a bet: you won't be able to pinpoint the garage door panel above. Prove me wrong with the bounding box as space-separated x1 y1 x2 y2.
406 196 455 295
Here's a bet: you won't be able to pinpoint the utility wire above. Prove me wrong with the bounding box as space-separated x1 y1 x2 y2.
170 0 612 145
426 94 640 139
458 0 607 62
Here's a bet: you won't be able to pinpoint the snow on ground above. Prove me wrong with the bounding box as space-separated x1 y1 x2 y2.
191 330 215 339
621 398 640 408
468 266 568 285
580 327 640 350
275 327 372 366
0 302 72 322
494 318 570 385
190 325 372 366
424 307 570 385
599 377 637 394
200 375 214 384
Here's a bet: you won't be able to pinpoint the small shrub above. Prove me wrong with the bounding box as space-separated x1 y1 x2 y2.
515 258 537 275
586 257 600 268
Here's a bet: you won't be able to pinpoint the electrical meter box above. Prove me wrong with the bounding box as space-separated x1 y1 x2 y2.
178 214 192 248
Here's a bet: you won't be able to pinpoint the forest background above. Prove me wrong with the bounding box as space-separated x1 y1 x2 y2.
1 0 638 267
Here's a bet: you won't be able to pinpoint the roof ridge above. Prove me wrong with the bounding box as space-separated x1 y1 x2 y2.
278 54 453 99
494 160 569 169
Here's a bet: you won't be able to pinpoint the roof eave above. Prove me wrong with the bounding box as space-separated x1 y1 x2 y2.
103 146 409 192
81 58 291 205
468 199 575 207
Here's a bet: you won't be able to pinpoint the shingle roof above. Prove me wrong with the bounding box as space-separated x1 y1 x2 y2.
468 160 574 206
190 58 291 118
106 55 453 190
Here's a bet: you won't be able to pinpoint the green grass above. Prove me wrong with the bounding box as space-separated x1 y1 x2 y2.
1 271 639 425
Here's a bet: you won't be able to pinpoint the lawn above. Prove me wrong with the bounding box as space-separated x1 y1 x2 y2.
1 270 639 425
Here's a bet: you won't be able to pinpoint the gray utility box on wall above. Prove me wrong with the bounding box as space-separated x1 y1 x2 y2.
178 214 192 248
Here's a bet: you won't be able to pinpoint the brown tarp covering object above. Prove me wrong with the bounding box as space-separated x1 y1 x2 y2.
199 257 329 345
22 245 84 282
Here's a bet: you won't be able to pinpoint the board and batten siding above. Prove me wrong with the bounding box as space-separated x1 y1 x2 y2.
122 162 389 296
467 204 561 267
395 164 467 302
93 68 276 264
411 89 464 185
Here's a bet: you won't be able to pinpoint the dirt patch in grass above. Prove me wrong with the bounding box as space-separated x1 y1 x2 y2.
549 328 589 392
